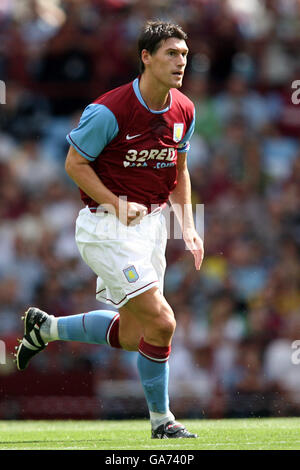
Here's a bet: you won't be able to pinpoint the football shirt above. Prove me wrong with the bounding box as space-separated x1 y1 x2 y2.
67 77 195 212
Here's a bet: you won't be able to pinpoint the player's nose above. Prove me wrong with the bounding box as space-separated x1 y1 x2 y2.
175 58 185 69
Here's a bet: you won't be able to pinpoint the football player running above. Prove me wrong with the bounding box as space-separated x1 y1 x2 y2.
15 20 204 439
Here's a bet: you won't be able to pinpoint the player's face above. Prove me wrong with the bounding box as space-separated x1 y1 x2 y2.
144 37 188 89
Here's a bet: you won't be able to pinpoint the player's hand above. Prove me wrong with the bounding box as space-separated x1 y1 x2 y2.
117 200 148 226
183 228 204 270
127 202 148 226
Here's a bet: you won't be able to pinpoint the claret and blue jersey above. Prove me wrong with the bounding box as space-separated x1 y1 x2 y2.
66 77 195 212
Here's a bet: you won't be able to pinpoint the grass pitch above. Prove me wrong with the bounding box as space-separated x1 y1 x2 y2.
0 418 299 450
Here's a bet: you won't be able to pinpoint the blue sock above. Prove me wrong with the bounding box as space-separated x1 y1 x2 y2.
137 338 171 414
137 354 170 413
57 310 119 345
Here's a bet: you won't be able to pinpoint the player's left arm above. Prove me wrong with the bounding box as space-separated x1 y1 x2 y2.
169 152 204 271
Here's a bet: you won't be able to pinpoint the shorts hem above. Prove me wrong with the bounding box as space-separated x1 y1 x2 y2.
96 280 159 308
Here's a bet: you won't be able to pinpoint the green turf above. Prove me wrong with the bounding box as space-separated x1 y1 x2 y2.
0 418 299 450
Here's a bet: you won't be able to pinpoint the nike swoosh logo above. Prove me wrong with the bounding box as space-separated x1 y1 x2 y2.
126 133 142 140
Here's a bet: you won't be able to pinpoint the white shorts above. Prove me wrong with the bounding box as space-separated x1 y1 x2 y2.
75 207 167 308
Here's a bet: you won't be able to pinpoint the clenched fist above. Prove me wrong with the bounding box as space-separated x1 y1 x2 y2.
117 199 148 226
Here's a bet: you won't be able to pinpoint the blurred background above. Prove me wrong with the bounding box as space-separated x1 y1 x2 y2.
0 0 300 420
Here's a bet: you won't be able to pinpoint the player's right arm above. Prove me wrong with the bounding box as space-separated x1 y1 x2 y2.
65 103 146 225
65 145 147 225
65 145 119 212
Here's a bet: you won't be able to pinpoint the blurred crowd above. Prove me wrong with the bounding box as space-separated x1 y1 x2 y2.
0 0 300 419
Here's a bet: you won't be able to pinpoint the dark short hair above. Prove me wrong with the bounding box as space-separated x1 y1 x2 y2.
138 20 188 74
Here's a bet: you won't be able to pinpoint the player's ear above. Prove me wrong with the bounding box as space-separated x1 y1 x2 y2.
141 49 151 68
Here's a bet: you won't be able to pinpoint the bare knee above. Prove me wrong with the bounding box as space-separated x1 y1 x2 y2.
119 306 175 349
119 288 176 347
156 310 176 339
145 304 176 346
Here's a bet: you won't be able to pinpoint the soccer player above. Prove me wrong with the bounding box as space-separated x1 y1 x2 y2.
15 20 204 439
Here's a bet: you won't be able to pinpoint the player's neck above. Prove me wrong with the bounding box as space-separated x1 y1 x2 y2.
139 74 170 111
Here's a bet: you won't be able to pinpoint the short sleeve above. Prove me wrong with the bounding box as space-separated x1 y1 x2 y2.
66 103 119 161
177 108 195 153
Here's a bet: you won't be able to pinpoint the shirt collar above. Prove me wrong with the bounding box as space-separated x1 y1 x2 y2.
132 77 172 114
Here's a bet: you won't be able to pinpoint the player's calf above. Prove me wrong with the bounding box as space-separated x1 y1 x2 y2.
118 307 143 351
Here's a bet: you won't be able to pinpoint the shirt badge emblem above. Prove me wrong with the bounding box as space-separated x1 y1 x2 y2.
173 123 184 142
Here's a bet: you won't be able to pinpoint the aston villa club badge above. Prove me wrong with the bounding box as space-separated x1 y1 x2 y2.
123 265 139 283
173 123 184 142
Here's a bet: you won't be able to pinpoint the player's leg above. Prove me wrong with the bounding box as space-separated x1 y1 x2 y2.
47 309 121 347
15 300 145 371
119 287 175 346
119 286 174 430
118 306 143 351
15 307 122 371
119 286 197 438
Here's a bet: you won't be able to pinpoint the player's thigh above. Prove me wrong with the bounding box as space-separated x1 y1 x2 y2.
151 213 167 294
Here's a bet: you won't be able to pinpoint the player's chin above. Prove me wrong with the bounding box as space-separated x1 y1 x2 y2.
171 75 183 88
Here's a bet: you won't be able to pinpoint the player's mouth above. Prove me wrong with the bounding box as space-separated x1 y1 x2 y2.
172 71 183 78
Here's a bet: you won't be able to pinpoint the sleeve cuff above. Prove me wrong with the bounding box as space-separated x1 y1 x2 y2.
66 134 96 161
177 142 190 153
